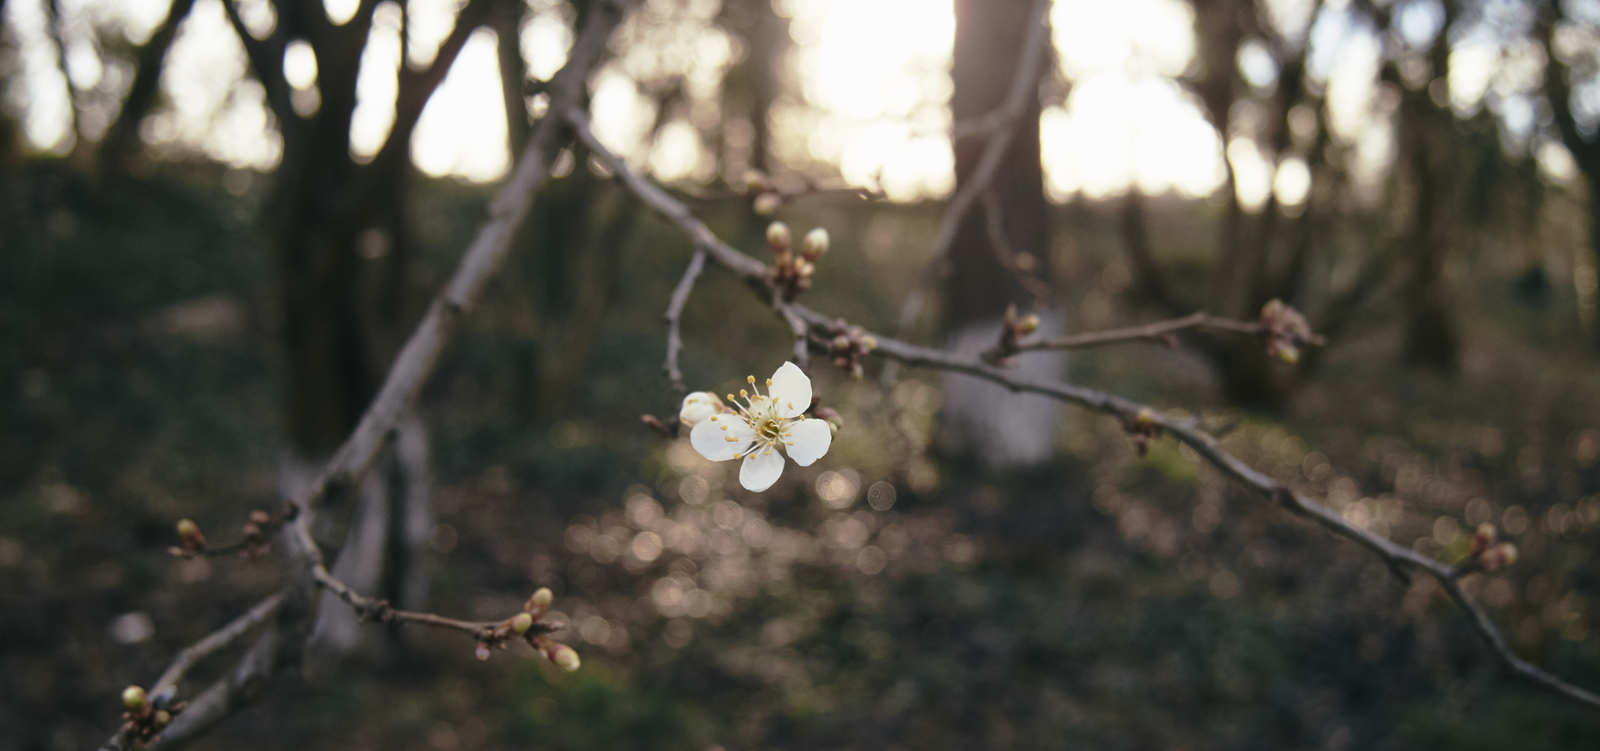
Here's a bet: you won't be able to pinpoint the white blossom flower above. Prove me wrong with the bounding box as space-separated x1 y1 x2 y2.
688 362 833 492
678 391 723 428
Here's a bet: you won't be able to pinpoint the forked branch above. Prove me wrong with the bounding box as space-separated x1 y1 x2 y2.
572 108 1600 712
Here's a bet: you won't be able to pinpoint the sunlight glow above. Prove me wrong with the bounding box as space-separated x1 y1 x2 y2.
323 0 358 26
793 0 954 120
1041 76 1223 200
1051 0 1194 78
410 28 508 181
3 0 74 152
0 0 1440 201
154 0 280 168
283 40 318 90
349 1 402 162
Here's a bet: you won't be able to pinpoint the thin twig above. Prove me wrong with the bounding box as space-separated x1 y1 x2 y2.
776 299 810 366
149 591 286 705
311 566 550 637
664 250 706 393
1016 311 1271 352
980 189 1051 304
577 113 1600 712
886 0 1052 339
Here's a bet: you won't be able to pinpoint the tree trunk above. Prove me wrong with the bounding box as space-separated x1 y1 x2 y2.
1588 179 1600 349
936 0 1058 470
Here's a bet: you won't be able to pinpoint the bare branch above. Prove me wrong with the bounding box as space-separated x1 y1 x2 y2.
1537 5 1599 166
102 4 636 747
149 592 287 702
664 250 706 393
576 112 1600 712
289 0 631 517
219 0 293 124
1012 311 1302 353
310 565 549 638
99 0 198 170
980 190 1051 304
142 624 286 750
372 0 493 169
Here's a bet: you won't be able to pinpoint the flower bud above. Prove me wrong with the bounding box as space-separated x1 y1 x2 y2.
511 612 535 634
741 169 768 194
248 509 271 526
678 392 722 428
154 710 172 727
752 192 782 216
1134 408 1157 428
530 587 554 610
1018 314 1040 335
860 336 877 352
1480 542 1518 572
475 641 492 661
122 685 147 710
801 228 830 259
552 644 581 672
766 221 791 252
1471 523 1497 554
176 519 199 538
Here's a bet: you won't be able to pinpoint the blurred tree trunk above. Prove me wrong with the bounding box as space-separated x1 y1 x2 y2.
1191 0 1246 312
1540 7 1600 350
495 0 531 152
503 1 635 418
224 0 490 660
936 0 1057 469
1397 5 1460 372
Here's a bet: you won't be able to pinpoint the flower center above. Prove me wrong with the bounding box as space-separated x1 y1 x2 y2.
756 417 786 443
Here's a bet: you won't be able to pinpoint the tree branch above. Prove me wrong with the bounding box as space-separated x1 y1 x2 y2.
573 108 1600 712
1012 311 1299 352
98 0 199 170
102 3 636 746
288 0 629 518
219 0 294 124
663 249 706 394
372 0 493 170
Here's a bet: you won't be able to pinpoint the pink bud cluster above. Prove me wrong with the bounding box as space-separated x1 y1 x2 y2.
768 221 830 296
821 318 877 378
1259 299 1321 364
117 685 184 747
474 587 581 672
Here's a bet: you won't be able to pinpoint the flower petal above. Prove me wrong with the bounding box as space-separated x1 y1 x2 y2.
768 362 812 419
739 447 786 492
782 418 832 466
678 391 722 428
690 414 754 462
